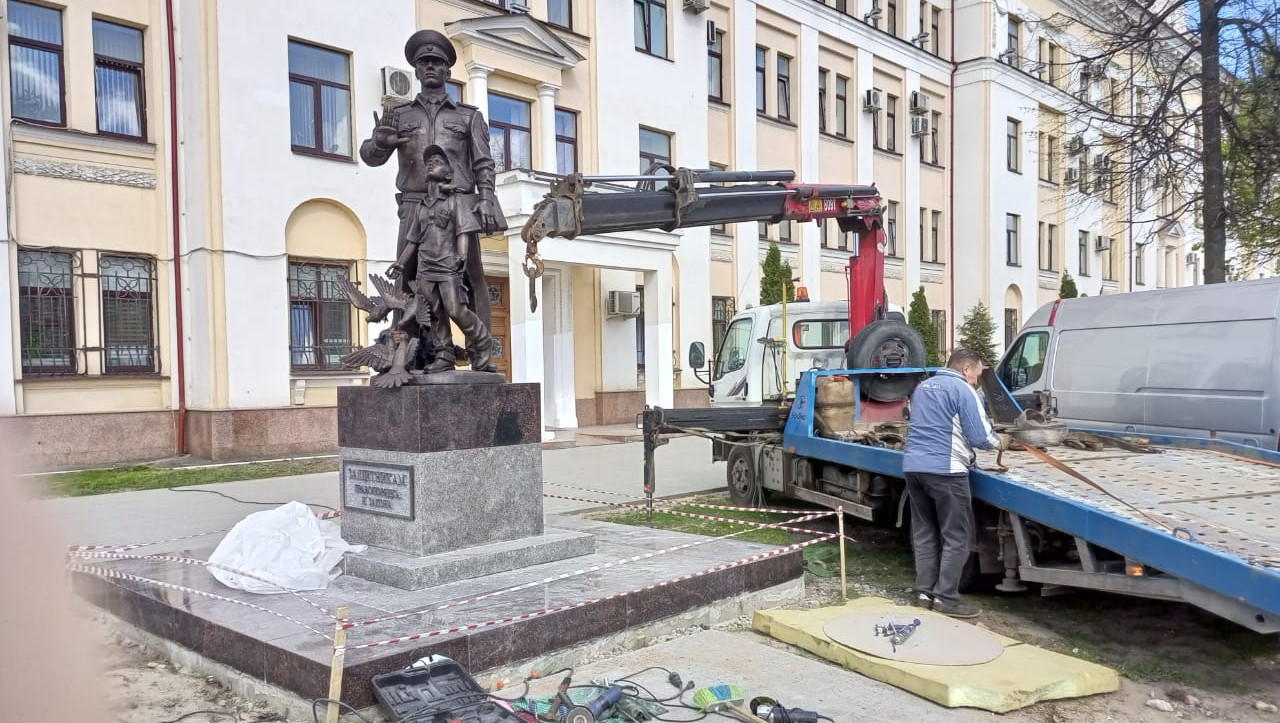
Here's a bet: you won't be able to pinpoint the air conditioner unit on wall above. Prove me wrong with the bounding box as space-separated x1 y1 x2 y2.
1064 166 1080 184
1067 135 1085 154
684 0 710 14
863 89 882 112
1095 236 1111 251
381 67 414 102
909 91 929 114
706 19 717 45
607 290 642 318
910 116 930 136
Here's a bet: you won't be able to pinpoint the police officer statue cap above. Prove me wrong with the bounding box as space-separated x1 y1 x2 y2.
405 29 457 67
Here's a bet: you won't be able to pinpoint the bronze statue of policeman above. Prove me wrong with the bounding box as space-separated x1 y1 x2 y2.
359 29 506 373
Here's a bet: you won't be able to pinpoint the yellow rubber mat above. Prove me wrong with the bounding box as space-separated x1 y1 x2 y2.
753 598 1119 713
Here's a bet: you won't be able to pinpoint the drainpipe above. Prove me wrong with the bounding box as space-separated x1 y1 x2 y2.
165 0 187 455
947 0 957 350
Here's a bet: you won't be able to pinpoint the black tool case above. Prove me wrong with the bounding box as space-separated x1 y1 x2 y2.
371 656 524 723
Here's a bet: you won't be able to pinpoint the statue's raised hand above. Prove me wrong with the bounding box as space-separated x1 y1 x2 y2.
371 111 408 151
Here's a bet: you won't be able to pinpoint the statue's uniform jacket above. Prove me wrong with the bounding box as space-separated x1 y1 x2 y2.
359 90 498 325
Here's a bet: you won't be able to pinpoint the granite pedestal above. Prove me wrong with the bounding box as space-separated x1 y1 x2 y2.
336 382 593 590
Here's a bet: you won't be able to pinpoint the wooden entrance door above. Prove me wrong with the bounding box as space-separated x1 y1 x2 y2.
486 276 511 380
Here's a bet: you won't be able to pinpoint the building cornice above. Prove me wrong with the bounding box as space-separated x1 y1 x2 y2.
445 14 583 71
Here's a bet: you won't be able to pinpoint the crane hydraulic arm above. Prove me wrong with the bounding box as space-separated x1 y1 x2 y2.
516 167 883 310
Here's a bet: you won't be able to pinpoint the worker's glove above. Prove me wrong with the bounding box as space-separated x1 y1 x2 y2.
997 433 1013 451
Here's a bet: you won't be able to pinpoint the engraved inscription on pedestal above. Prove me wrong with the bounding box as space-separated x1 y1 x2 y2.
342 461 414 520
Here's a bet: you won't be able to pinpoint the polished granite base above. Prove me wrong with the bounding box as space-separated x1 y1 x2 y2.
71 515 804 709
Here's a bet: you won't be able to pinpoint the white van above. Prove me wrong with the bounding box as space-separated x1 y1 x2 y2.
996 278 1280 449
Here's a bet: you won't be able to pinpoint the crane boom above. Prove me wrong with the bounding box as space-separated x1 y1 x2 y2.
518 168 883 245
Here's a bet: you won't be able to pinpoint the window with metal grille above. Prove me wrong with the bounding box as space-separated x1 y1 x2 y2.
712 296 734 354
1004 308 1019 348
289 261 354 371
18 249 76 375
8 0 65 125
634 0 668 57
931 309 946 357
489 93 532 172
100 255 157 373
93 19 145 139
288 40 351 158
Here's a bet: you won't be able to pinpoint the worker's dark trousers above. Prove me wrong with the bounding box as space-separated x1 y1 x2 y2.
904 472 972 605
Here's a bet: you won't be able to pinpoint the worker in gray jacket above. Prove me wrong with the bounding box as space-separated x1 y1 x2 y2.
902 348 1008 618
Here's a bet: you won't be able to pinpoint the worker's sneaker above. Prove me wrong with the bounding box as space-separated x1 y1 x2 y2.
933 599 981 619
912 592 934 610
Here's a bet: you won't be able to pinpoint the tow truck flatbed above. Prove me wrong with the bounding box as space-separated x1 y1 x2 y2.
782 369 1280 632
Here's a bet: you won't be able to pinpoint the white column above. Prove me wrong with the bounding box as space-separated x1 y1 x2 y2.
903 69 922 297
507 236 548 437
0 239 16 414
799 25 822 298
536 83 559 174
465 62 493 109
732 0 760 308
643 264 675 408
856 49 875 183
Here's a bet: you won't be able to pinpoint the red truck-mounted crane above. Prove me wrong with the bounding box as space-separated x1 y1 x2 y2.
519 166 927 405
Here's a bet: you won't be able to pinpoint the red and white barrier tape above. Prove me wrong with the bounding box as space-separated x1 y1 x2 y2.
542 485 818 516
67 563 335 640
667 500 826 515
69 550 336 620
543 482 646 499
342 509 833 630
339 533 835 651
67 509 342 555
541 493 833 536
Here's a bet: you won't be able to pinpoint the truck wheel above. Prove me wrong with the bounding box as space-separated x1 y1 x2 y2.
844 319 928 402
726 445 759 507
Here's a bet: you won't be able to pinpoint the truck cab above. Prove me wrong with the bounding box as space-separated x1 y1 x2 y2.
709 299 904 407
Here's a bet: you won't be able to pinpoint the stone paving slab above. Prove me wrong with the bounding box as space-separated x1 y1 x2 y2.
753 598 1120 713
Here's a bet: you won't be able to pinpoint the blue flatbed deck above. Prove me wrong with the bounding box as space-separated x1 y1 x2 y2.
783 370 1280 630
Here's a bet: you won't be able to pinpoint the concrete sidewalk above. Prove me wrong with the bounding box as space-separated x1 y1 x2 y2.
36 435 723 547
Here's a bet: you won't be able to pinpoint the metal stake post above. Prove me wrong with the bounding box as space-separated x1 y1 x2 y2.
837 507 848 600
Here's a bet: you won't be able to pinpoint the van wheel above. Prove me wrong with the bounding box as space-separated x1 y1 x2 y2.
845 319 928 402
726 445 759 507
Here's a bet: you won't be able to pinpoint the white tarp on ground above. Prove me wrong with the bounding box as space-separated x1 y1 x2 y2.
208 501 365 594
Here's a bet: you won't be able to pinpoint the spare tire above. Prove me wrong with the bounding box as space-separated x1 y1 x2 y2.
844 319 928 402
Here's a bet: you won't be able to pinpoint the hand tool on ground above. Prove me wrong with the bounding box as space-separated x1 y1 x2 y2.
561 684 625 723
